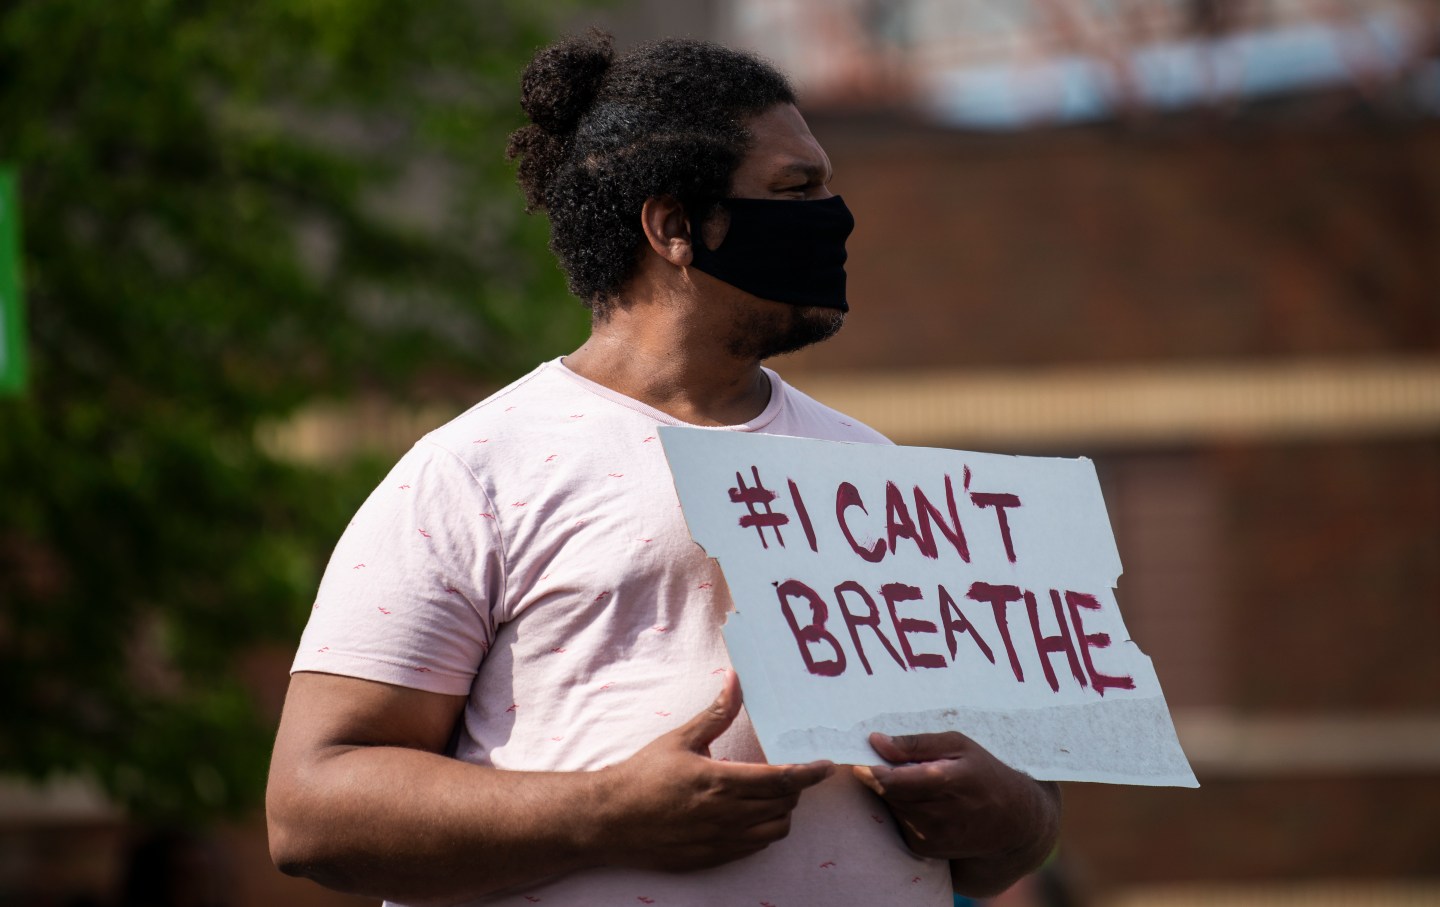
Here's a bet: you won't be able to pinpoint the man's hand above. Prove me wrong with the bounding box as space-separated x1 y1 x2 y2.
598 671 834 872
852 731 1061 898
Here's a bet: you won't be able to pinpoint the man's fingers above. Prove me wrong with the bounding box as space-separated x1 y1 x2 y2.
727 759 834 799
673 670 742 753
851 763 885 796
782 760 835 789
869 730 974 764
875 760 951 797
739 813 795 847
859 758 980 803
856 755 971 800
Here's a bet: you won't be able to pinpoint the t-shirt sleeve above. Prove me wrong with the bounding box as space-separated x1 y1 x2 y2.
291 439 504 696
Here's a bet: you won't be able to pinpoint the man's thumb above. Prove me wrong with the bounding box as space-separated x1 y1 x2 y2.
675 669 741 753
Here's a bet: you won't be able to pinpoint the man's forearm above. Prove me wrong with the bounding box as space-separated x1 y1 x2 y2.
269 744 612 904
267 671 830 904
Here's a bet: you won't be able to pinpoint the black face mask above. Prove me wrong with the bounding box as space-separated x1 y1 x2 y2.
689 195 854 312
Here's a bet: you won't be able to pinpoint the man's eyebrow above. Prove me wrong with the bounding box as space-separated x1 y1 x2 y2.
773 161 831 183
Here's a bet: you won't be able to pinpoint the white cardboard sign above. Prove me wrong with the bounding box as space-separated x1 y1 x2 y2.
660 426 1197 788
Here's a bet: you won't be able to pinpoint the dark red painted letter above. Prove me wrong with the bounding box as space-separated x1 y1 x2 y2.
775 580 846 677
833 580 906 675
884 481 923 559
788 478 820 553
938 583 995 665
1064 591 1136 696
1026 590 1087 693
966 581 1026 682
970 491 1022 563
836 482 886 563
880 583 946 670
913 475 970 562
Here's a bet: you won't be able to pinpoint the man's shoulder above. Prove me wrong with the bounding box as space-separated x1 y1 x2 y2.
769 370 893 446
416 359 659 485
420 360 574 452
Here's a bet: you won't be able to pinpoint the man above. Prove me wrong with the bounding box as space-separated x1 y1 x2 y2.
267 31 1060 906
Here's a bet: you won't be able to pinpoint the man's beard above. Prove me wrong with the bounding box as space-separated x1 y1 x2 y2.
725 304 845 361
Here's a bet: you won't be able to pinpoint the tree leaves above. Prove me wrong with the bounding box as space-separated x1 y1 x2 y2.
0 0 588 820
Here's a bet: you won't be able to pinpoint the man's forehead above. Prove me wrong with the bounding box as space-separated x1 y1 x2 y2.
741 105 832 179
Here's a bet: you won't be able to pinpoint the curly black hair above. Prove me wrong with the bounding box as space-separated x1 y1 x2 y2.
506 30 796 315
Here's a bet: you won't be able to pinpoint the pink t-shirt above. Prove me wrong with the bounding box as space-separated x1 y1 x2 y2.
293 358 951 906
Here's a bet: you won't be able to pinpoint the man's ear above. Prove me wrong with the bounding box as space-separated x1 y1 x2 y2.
640 195 694 267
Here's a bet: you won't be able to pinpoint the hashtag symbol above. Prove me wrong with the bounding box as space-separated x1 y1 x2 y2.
728 465 789 549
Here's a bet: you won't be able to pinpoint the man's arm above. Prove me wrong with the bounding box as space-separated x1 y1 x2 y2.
852 731 1062 899
267 670 832 905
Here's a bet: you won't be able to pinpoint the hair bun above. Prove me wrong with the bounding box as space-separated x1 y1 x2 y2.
519 28 614 135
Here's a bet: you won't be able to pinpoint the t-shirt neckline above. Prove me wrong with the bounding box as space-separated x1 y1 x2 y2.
547 357 786 432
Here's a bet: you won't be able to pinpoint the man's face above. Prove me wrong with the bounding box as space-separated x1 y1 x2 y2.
700 104 846 361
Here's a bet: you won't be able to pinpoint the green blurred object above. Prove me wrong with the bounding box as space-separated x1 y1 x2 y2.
0 167 24 395
0 0 589 821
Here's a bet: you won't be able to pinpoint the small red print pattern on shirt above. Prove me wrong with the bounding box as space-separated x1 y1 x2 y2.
416 528 431 538
377 607 391 615
696 582 713 590
593 591 612 603
642 436 656 443
511 501 528 507
522 897 539 903
352 563 365 569
608 473 624 478
550 647 567 654
472 438 489 444
651 625 668 633
317 646 330 653
820 861 836 868
397 484 411 489
505 703 518 713
598 682 614 691
569 413 584 419
654 711 672 717
413 666 431 673
480 512 495 520
871 814 885 823
912 877 923 884
638 898 655 904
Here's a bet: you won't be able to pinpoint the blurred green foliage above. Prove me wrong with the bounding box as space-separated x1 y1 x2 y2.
0 0 588 819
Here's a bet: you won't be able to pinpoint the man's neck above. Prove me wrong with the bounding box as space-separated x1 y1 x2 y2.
564 314 771 427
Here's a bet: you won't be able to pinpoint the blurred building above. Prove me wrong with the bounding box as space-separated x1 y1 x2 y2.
714 0 1440 904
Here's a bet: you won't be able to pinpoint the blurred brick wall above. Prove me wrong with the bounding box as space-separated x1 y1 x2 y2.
1062 773 1440 885
1075 438 1440 885
1216 438 1440 714
788 117 1440 372
782 115 1440 890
